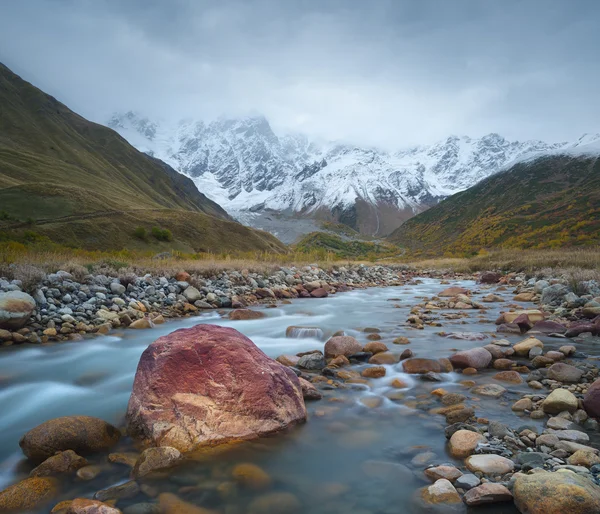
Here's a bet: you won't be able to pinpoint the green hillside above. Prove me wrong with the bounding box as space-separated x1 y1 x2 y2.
294 231 403 260
389 154 600 257
0 63 285 253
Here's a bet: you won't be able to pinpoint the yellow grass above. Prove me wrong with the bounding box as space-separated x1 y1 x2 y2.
403 248 600 274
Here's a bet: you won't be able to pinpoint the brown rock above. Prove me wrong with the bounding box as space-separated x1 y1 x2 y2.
248 492 301 514
30 450 87 477
419 478 462 506
229 309 265 321
439 287 469 297
19 416 120 463
126 325 306 453
368 352 399 365
232 463 272 491
0 477 58 513
424 465 463 482
324 336 363 358
493 370 523 384
449 430 486 458
275 354 300 367
132 446 181 478
463 483 513 506
327 355 350 368
513 336 543 356
159 493 217 514
547 362 584 383
479 272 502 284
0 291 36 330
449 347 492 369
584 378 600 419
512 398 533 412
493 358 514 370
513 471 600 514
175 271 191 282
363 341 388 354
298 377 322 401
393 336 410 345
402 358 442 374
568 449 600 468
446 407 475 424
66 498 122 513
361 366 386 378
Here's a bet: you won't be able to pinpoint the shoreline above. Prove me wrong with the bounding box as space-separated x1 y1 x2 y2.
0 264 474 346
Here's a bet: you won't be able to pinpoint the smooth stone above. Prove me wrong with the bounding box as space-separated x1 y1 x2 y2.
465 454 515 475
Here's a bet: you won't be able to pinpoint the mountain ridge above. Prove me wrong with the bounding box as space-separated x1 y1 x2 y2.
388 154 600 256
109 111 600 236
0 63 285 253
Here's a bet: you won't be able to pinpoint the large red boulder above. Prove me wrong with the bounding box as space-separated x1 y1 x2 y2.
449 347 492 369
126 325 306 453
584 378 600 419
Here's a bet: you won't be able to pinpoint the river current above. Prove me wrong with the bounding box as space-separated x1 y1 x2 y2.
0 278 568 513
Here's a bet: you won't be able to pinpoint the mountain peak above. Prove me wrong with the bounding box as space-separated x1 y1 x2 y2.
108 111 598 236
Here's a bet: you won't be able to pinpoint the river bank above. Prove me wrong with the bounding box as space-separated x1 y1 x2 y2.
1 267 600 513
0 264 467 345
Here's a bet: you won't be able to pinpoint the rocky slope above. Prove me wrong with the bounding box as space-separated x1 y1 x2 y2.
0 63 284 253
389 154 600 256
109 112 599 236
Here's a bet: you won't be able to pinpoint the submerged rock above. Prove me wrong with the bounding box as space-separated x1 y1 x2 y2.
126 324 306 453
0 476 58 513
19 416 120 463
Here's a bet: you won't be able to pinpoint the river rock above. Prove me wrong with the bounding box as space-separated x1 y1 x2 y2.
126 324 306 453
182 286 201 302
568 449 600 468
232 463 272 491
324 336 363 358
30 450 87 477
547 363 584 383
513 471 600 514
248 492 301 514
542 388 578 414
363 341 388 354
0 476 58 513
20 416 120 463
276 354 300 367
131 447 182 478
402 358 442 374
449 348 492 369
533 320 567 335
465 454 515 475
479 271 502 284
541 284 570 306
418 479 463 509
455 474 480 490
297 353 326 370
368 352 399 365
0 291 36 329
424 465 463 482
493 370 523 384
449 430 486 458
463 483 513 506
439 287 469 297
298 377 322 401
513 336 544 356
159 492 217 514
61 498 122 513
229 309 265 320
584 378 600 419
471 384 506 398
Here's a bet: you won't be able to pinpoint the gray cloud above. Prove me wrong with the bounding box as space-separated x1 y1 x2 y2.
1 0 598 148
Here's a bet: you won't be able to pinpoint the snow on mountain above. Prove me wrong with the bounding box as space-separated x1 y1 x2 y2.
108 112 599 235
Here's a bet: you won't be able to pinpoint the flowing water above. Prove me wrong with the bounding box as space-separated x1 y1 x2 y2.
0 278 583 513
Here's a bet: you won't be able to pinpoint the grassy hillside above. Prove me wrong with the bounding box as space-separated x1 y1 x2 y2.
294 231 403 260
389 154 600 257
0 62 285 253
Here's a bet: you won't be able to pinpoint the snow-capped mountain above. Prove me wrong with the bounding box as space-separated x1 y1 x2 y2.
108 112 600 236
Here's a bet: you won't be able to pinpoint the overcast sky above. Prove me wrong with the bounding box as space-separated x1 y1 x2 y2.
1 0 598 148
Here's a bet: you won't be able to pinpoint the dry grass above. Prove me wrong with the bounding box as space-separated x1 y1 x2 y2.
0 241 357 282
403 248 600 276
